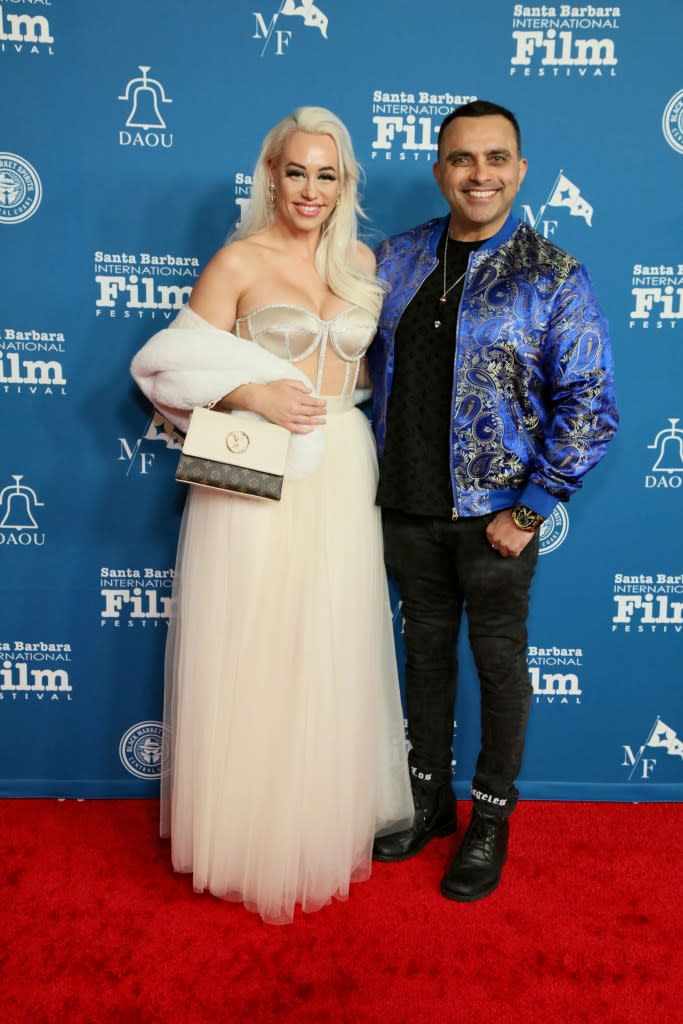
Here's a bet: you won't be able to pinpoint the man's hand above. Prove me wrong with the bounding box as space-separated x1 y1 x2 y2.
486 509 537 558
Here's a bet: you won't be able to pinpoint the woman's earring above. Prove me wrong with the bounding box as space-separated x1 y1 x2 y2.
335 192 341 207
268 182 276 206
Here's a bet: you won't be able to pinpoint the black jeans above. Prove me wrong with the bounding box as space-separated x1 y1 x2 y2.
383 509 539 818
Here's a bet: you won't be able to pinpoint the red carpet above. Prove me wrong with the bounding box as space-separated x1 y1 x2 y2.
1 799 681 1023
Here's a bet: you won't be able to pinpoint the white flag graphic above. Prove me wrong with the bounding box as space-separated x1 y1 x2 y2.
281 0 328 37
646 717 683 760
548 173 593 226
144 412 183 451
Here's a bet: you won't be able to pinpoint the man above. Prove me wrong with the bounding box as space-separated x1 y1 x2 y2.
368 100 618 902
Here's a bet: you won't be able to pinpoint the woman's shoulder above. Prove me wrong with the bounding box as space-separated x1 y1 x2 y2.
207 238 262 273
349 240 376 277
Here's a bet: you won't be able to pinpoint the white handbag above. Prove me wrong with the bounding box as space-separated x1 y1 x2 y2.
176 407 290 500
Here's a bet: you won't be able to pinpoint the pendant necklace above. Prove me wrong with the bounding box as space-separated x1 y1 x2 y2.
434 234 466 329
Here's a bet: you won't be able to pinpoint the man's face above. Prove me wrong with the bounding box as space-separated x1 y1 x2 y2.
433 114 528 240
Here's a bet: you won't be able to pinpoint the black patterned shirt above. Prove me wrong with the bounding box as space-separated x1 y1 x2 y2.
376 229 483 517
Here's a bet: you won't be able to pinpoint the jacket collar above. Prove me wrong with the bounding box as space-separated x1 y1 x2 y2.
425 210 520 255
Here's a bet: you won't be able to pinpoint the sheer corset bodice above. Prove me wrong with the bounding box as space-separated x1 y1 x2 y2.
235 303 377 397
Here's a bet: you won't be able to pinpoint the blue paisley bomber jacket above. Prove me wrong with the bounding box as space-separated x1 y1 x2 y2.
368 213 618 520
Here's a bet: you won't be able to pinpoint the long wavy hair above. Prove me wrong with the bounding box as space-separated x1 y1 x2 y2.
232 106 384 319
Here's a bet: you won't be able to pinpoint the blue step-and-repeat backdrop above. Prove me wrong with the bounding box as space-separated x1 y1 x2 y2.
1 1 682 800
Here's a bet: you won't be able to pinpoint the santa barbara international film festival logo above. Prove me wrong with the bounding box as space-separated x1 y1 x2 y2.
252 0 328 57
622 716 683 781
612 572 683 634
117 66 173 149
509 4 619 78
370 88 477 162
662 89 683 155
117 411 183 478
234 171 253 229
94 249 199 320
0 474 45 547
644 418 683 490
521 170 593 241
629 261 683 331
0 639 72 703
101 565 174 628
529 642 583 704
0 324 67 397
0 153 42 225
0 1 54 56
119 721 167 779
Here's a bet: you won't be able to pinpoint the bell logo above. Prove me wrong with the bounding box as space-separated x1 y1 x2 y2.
0 475 45 547
645 418 683 489
118 67 173 149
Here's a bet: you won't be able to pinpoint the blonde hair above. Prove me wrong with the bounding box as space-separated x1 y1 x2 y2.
232 106 384 319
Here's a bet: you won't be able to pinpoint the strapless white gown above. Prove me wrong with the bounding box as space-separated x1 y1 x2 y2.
161 304 412 924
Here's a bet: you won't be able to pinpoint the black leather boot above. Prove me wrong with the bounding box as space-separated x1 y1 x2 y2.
440 807 509 901
372 779 456 862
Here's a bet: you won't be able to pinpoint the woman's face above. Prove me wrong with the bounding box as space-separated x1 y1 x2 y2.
269 131 340 235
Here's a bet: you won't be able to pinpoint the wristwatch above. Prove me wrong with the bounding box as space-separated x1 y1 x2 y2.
511 504 545 532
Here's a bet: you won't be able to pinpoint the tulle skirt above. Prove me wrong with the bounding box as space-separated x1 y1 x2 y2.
160 399 412 924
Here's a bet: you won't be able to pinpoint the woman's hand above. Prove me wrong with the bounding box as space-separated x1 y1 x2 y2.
223 381 326 434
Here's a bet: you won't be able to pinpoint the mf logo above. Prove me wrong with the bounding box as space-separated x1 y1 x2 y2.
118 412 183 476
253 0 328 56
623 717 683 780
522 170 593 239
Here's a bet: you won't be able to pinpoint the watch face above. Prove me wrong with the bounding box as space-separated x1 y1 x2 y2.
513 506 543 530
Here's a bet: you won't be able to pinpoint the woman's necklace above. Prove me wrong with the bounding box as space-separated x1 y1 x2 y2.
434 234 466 329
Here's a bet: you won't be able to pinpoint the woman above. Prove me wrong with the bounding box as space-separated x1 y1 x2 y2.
131 107 412 924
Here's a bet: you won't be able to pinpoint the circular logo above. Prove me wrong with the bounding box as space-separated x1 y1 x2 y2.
119 720 167 779
226 430 249 454
539 503 569 556
0 154 43 224
663 90 683 154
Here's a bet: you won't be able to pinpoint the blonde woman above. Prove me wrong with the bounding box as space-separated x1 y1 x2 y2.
132 107 411 924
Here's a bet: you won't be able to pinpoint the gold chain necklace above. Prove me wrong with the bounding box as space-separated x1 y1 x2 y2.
434 234 466 329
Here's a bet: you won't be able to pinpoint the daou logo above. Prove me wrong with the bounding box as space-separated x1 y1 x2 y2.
252 0 328 57
645 419 683 489
118 67 173 148
0 475 45 546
